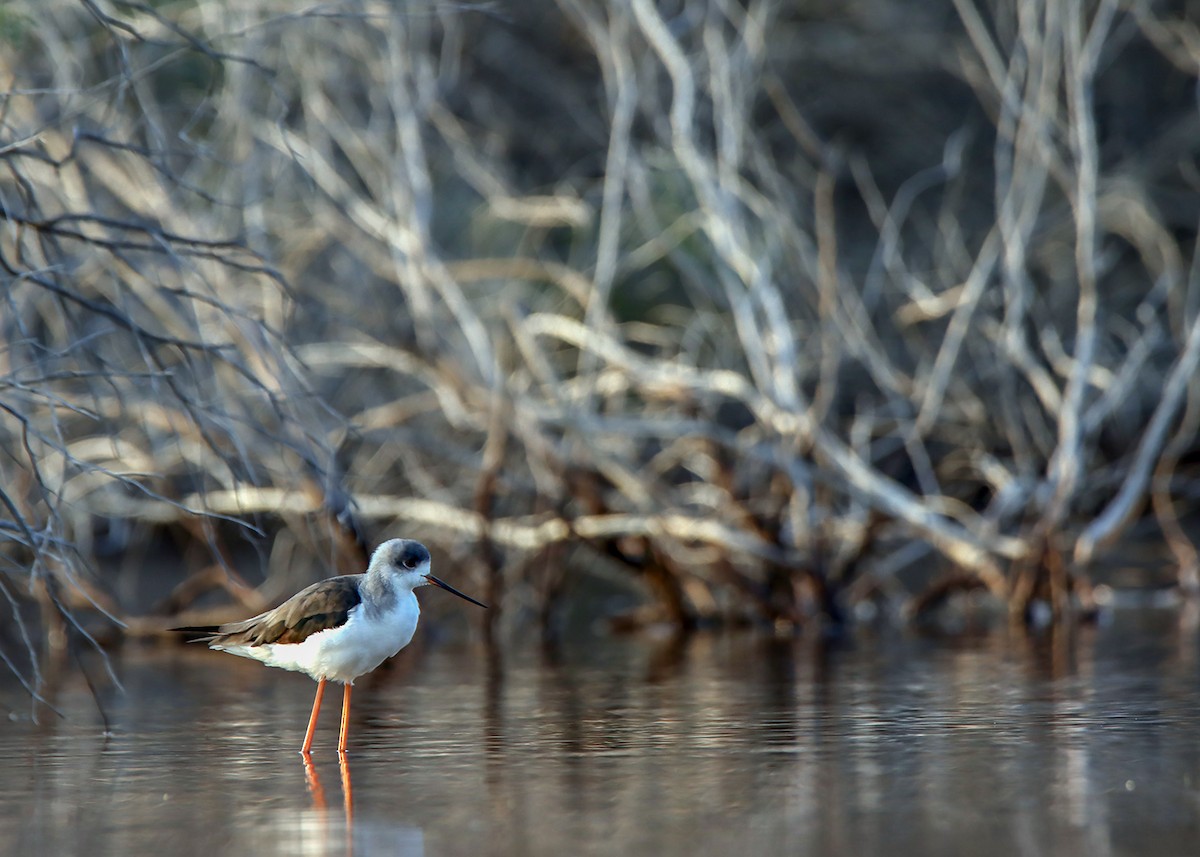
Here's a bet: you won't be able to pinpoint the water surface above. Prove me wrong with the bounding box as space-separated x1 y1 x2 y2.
3 611 1200 856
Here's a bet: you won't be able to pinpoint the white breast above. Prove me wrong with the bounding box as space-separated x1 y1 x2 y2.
214 593 421 684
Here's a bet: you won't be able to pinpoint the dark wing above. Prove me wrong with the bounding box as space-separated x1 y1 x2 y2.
173 575 364 647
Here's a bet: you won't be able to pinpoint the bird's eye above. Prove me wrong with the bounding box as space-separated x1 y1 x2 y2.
402 557 418 570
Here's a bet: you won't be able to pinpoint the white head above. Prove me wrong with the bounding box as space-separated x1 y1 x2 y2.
371 538 432 584
370 539 487 607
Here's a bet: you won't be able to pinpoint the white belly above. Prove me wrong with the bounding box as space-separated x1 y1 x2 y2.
214 597 420 684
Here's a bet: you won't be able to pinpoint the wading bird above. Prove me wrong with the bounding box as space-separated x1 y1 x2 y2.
176 539 486 755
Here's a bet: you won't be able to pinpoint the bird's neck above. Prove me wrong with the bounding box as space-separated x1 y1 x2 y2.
360 569 401 613
360 566 417 614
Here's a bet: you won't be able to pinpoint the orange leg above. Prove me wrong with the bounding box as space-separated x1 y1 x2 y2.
338 683 352 755
302 678 327 756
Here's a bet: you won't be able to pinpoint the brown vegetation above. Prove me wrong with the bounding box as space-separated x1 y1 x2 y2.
2 0 1200 684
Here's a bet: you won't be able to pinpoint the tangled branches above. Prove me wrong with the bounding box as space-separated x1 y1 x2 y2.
2 0 1200 683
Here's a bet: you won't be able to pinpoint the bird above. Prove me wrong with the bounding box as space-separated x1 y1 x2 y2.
175 538 487 756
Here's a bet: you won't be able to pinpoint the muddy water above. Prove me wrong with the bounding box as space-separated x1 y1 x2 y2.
2 610 1199 856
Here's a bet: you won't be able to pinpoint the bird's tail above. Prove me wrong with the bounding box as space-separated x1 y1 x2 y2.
170 625 222 643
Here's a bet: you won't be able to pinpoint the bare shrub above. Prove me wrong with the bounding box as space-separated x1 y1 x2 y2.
2 0 1199 687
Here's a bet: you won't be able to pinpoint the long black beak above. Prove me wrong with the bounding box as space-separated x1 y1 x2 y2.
425 574 488 608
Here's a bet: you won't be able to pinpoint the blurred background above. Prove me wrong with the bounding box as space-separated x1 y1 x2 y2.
7 3 1200 855
2 0 1200 674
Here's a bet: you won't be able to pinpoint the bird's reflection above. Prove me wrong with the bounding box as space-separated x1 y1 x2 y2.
302 754 355 853
340 756 354 824
302 754 328 809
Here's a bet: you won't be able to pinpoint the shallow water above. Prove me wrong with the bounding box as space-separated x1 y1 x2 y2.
3 610 1200 856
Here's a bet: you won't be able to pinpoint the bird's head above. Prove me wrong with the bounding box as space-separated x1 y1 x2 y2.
371 538 487 608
